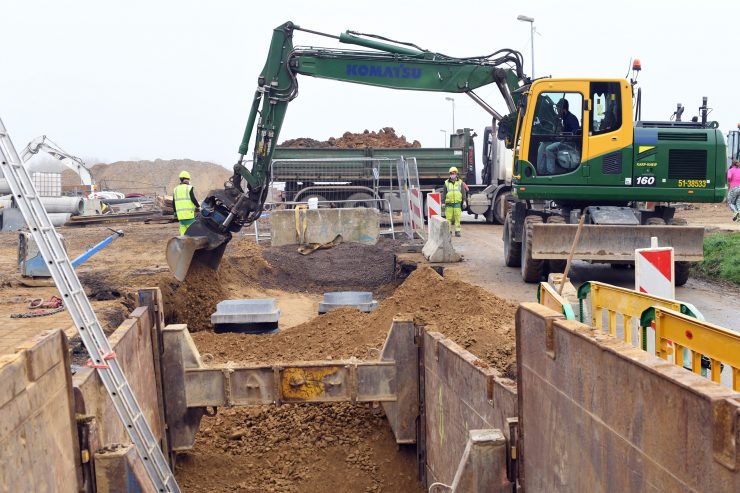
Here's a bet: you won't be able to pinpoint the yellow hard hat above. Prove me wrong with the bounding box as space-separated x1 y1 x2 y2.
449 166 458 173
179 170 191 180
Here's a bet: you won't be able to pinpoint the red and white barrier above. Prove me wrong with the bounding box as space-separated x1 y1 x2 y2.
427 192 441 218
635 239 675 299
409 187 424 234
636 237 675 356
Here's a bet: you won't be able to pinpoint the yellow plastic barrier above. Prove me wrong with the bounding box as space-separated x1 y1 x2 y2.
536 282 576 320
576 281 702 346
641 307 740 391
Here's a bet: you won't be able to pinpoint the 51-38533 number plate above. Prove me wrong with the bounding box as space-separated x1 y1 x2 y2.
677 179 707 188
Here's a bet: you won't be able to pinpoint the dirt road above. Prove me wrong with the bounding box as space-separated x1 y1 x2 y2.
447 219 740 331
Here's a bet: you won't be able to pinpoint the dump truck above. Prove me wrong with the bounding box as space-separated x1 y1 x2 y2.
166 22 726 287
271 128 512 223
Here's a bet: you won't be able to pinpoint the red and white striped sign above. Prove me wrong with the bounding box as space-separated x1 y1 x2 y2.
427 192 441 218
635 241 675 300
409 187 424 232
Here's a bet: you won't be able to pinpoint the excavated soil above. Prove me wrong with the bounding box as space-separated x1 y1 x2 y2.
262 239 404 293
180 268 517 492
176 404 421 493
279 127 421 149
192 267 518 375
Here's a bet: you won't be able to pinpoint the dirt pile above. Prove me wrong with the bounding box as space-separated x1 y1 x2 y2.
192 267 518 375
62 159 231 196
170 263 227 332
262 238 404 292
279 127 421 149
176 404 421 493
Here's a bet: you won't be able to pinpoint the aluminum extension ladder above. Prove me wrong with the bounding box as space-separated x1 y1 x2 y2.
0 118 180 493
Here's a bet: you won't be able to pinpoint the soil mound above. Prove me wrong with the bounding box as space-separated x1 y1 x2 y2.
170 262 227 332
63 159 231 197
279 127 421 149
262 238 404 292
192 267 518 375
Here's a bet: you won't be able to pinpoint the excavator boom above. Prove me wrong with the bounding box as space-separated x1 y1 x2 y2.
167 21 526 280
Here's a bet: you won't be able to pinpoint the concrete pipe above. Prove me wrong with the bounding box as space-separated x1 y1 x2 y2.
48 213 72 226
0 178 10 195
40 196 84 215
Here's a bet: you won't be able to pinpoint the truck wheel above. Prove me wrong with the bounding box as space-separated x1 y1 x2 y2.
346 192 375 208
503 212 521 267
492 190 511 225
521 215 544 283
545 216 567 274
668 217 691 286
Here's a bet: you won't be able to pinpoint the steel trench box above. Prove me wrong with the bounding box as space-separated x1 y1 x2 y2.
184 361 397 407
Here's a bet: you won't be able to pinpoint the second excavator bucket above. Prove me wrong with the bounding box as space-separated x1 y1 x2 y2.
166 219 231 281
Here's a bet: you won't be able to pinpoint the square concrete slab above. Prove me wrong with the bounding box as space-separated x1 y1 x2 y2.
318 292 378 314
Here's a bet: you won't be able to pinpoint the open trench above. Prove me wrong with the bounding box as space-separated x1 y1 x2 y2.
159 237 518 492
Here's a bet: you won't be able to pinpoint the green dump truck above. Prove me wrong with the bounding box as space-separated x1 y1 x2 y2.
271 128 512 223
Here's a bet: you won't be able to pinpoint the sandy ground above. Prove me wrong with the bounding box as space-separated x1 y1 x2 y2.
674 202 740 232
2 199 736 491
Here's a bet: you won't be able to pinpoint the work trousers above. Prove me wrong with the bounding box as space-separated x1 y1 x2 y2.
728 186 740 213
445 204 462 232
179 218 196 235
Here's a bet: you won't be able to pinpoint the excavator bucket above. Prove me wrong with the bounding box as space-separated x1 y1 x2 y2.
166 220 231 281
531 224 705 262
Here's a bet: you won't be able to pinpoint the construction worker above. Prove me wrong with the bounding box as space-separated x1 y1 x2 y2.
173 171 200 235
441 166 467 237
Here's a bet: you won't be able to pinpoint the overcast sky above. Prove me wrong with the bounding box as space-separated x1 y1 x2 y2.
2 0 737 169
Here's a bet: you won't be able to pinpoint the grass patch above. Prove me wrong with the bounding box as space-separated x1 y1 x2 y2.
692 232 740 285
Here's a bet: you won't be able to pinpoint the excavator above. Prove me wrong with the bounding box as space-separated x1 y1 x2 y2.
166 21 526 280
166 21 727 286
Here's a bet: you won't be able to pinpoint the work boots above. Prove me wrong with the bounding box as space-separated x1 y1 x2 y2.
455 231 461 237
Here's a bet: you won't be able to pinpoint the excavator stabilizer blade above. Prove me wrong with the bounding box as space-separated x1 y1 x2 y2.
531 224 705 262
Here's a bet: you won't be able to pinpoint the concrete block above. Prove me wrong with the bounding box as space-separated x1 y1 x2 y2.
270 207 380 247
211 299 280 325
423 216 461 263
318 291 378 314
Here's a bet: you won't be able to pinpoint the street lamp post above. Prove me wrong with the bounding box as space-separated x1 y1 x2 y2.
517 14 535 78
445 97 455 133
440 129 447 146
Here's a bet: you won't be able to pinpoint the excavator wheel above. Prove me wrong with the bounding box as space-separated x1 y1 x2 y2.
521 215 544 283
667 217 691 286
545 215 567 274
503 212 521 267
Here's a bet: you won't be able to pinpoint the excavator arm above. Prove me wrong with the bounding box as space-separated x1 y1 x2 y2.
167 21 526 280
21 136 94 187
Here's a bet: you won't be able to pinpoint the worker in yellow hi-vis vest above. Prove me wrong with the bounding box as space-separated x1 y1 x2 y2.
173 171 200 235
441 166 467 237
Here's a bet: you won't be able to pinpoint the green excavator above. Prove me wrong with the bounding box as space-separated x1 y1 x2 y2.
166 21 727 286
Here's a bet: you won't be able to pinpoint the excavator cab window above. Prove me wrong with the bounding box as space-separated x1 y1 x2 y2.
528 91 583 176
590 82 622 135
